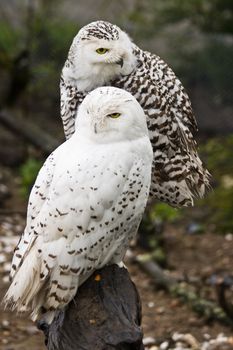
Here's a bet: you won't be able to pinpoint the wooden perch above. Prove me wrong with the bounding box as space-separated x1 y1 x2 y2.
0 110 60 154
38 265 144 350
134 254 177 290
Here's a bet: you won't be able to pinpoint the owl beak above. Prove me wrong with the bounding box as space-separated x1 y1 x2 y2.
115 57 124 68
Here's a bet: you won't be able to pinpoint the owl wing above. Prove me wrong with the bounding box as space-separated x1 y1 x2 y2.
148 51 198 147
143 49 197 136
113 47 210 207
144 52 210 205
10 151 57 279
60 74 85 139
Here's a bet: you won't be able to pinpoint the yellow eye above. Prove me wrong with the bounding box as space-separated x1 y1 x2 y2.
107 113 121 119
96 48 109 54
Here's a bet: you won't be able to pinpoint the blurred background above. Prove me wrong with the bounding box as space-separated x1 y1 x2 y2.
0 1 233 349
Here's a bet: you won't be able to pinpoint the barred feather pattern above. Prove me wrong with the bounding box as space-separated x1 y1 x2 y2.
60 24 210 207
112 46 210 206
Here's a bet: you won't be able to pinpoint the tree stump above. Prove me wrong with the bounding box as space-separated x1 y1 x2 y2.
38 265 144 350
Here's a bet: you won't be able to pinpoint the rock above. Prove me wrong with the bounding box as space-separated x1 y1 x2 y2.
160 341 169 350
143 337 156 346
186 222 204 235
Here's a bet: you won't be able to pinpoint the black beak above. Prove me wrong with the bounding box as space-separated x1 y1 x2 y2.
116 57 124 68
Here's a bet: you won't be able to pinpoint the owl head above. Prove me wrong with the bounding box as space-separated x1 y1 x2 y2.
62 21 136 91
75 86 148 143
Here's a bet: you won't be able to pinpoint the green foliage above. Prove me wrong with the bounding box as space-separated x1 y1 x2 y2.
19 158 43 197
139 203 180 265
202 135 233 176
0 3 79 112
125 0 233 105
174 40 233 105
140 203 180 243
151 0 233 34
31 17 78 65
207 186 233 233
199 135 233 233
0 21 22 58
126 0 233 42
150 202 181 223
0 21 23 73
28 16 79 112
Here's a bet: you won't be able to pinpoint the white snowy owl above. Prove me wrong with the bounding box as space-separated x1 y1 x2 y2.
4 87 152 323
61 20 210 208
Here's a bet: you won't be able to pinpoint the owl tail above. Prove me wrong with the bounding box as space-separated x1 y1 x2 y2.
3 246 45 314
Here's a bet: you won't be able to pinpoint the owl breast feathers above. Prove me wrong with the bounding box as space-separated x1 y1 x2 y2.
60 20 210 207
4 87 152 323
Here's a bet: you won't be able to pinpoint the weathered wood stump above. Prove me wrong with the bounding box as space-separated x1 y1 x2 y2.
38 265 144 350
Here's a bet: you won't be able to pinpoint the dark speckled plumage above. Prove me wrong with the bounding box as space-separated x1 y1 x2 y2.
60 21 210 207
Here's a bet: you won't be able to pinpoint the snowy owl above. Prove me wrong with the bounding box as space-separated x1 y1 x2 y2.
4 87 152 323
61 20 210 208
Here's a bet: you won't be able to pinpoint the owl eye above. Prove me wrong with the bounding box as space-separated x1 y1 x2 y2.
107 113 121 119
96 48 109 54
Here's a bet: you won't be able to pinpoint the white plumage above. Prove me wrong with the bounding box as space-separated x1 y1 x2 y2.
4 87 152 323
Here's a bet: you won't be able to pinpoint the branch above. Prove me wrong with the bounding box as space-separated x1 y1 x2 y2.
0 110 60 154
135 254 177 290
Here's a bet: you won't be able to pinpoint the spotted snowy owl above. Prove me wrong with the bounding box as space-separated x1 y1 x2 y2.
61 20 210 208
4 87 152 323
